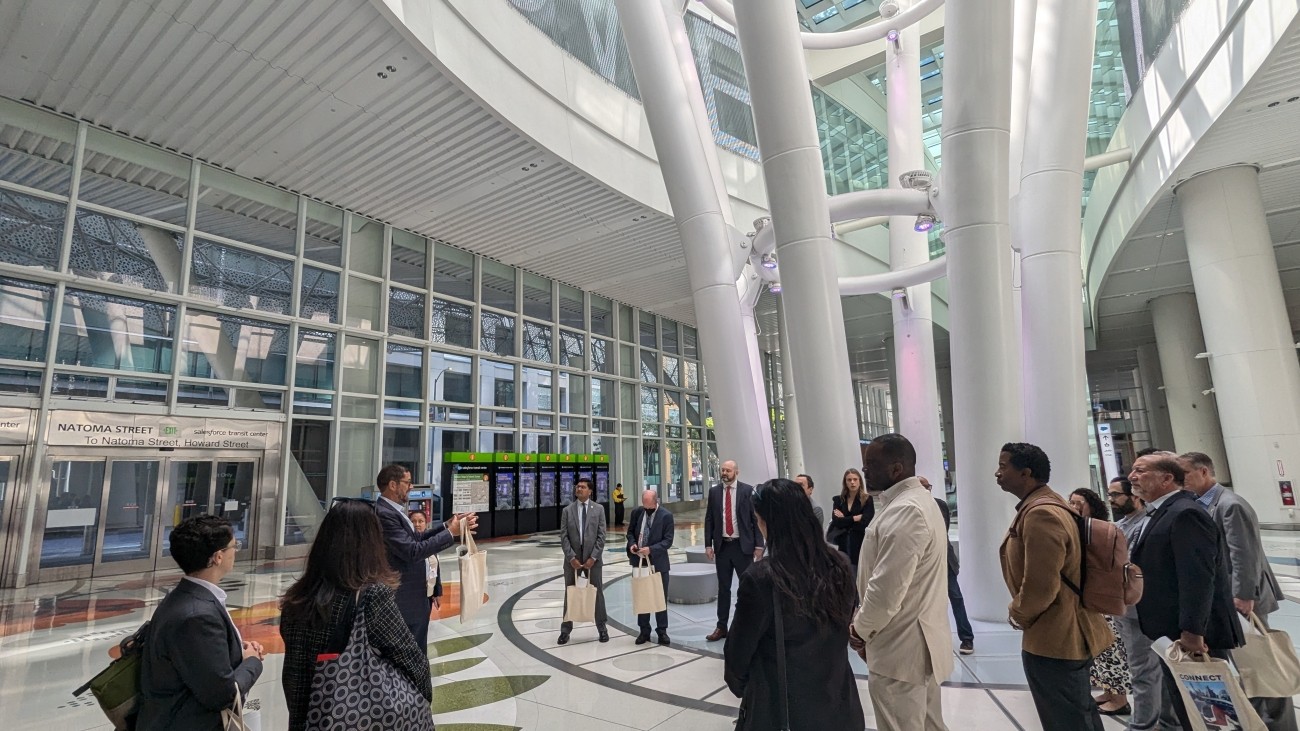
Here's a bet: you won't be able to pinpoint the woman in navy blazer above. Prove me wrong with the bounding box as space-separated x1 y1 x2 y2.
138 515 263 731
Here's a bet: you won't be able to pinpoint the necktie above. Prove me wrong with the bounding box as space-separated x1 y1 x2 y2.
725 486 734 536
640 510 652 547
580 503 587 544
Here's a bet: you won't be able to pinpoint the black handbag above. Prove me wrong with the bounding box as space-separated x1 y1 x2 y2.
304 591 434 731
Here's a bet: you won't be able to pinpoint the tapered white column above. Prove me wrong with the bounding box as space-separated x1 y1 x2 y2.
614 0 774 478
1136 344 1176 452
1150 293 1231 482
1177 165 1300 524
732 0 860 526
885 1 944 492
942 0 1022 620
1017 0 1099 493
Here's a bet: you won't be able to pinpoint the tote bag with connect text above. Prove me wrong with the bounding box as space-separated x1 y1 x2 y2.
1160 643 1265 731
631 556 666 615
305 594 434 731
459 529 489 623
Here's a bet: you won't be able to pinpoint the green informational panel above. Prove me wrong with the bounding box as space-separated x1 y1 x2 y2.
444 452 492 513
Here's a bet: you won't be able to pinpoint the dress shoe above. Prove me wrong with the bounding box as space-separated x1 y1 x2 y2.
557 631 570 645
598 625 610 643
706 627 727 642
959 640 974 655
657 631 671 646
635 631 651 645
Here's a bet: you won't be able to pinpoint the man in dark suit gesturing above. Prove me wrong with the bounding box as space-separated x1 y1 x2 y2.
704 459 764 641
627 489 675 645
1128 453 1243 728
375 463 475 655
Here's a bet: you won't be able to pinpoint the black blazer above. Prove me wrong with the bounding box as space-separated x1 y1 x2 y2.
723 561 864 731
829 494 873 563
1131 490 1244 650
376 498 455 628
705 482 765 554
137 579 262 731
626 506 675 573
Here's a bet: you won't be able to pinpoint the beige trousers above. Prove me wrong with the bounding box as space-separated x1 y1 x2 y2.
867 672 948 731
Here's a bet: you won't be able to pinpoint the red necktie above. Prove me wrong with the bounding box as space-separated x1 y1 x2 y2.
724 486 734 536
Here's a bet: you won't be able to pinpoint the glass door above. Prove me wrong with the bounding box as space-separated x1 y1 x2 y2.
214 461 256 559
39 459 107 574
94 459 163 573
162 461 213 557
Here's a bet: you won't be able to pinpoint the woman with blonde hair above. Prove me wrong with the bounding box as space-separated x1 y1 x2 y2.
827 468 873 571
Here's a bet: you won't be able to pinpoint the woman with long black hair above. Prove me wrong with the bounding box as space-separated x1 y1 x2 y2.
724 479 864 731
280 500 433 731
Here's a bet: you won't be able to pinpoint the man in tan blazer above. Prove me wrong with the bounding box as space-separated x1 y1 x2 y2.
849 434 952 731
997 442 1112 731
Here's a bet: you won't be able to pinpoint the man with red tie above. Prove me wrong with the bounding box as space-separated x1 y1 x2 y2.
704 460 764 641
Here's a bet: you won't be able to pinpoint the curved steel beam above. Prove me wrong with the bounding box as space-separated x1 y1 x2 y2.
751 188 932 256
838 255 947 295
696 0 945 50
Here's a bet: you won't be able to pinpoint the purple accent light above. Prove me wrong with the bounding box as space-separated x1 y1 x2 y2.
769 282 782 294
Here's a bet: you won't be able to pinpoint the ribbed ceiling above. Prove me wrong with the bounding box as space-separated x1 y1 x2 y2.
0 0 694 321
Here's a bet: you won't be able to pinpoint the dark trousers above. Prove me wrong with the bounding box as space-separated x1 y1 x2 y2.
1022 651 1105 731
614 502 625 526
637 571 670 633
947 568 973 643
715 539 753 629
407 618 430 656
560 561 607 631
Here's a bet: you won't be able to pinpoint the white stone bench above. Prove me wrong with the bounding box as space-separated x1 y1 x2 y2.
683 545 713 563
667 562 716 605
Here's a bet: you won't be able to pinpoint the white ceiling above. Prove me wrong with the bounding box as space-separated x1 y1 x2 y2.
1093 25 1300 356
0 0 699 324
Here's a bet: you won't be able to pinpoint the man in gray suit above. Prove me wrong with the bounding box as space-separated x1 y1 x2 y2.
559 476 608 644
1182 452 1296 731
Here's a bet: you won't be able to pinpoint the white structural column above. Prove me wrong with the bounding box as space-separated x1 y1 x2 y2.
1135 343 1176 452
1177 165 1300 523
942 0 1022 619
885 1 944 491
777 299 806 479
1150 294 1231 482
1017 0 1099 492
732 0 861 525
614 0 774 477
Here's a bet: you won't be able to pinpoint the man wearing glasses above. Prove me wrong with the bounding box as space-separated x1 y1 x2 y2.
374 464 477 654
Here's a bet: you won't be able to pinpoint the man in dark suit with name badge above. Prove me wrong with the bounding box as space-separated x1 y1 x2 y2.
628 489 675 645
1128 453 1243 729
704 459 764 641
375 463 475 655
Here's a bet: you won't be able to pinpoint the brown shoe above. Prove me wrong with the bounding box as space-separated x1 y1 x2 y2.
706 627 727 642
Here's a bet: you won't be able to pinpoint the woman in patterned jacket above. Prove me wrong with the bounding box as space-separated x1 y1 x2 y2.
279 499 433 730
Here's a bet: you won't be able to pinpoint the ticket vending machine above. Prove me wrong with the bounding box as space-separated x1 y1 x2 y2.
558 453 578 509
538 454 559 532
441 452 493 537
594 454 611 510
407 486 441 522
517 453 539 535
491 452 518 538
577 453 598 519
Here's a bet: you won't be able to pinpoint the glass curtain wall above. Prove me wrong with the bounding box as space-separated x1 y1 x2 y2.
0 98 715 553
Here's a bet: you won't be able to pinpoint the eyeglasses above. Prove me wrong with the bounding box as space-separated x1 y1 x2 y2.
222 540 243 552
1106 492 1127 498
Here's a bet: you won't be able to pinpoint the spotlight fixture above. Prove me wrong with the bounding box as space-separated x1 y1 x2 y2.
879 0 901 18
886 29 900 44
913 214 937 233
761 253 778 270
769 282 782 294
